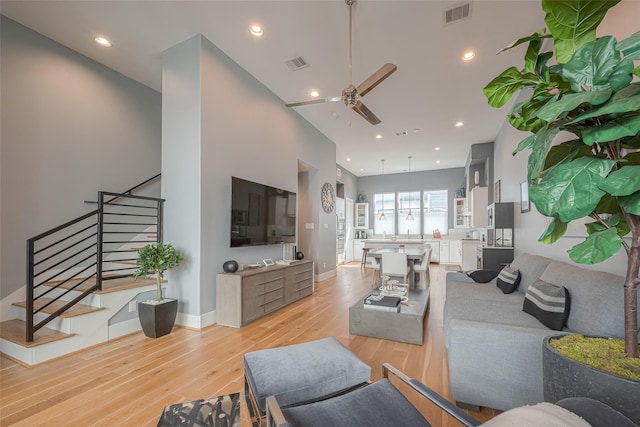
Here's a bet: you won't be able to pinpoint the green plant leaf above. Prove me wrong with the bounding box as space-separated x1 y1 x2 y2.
529 157 617 221
528 125 561 180
498 29 550 54
484 67 540 108
536 90 612 122
524 39 542 74
634 66 640 78
560 36 622 92
609 58 635 92
512 134 538 155
568 86 640 124
599 165 640 196
618 30 640 59
581 115 640 145
623 152 640 166
619 192 640 215
536 51 554 76
585 215 630 237
542 0 621 64
595 193 623 215
539 217 568 244
543 140 590 170
567 228 622 264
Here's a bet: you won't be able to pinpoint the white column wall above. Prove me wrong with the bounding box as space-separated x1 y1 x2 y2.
162 35 337 326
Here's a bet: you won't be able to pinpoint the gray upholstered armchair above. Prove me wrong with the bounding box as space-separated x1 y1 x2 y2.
265 363 637 427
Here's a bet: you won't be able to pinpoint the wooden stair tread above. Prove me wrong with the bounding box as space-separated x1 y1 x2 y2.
12 299 104 318
44 277 159 294
0 319 74 347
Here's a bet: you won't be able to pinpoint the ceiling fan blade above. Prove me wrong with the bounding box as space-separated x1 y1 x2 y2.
356 63 397 97
285 96 343 108
351 101 381 125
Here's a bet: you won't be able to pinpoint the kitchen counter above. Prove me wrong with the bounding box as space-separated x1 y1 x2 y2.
364 239 431 244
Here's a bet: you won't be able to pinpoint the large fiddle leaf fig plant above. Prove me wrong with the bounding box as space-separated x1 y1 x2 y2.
484 0 640 357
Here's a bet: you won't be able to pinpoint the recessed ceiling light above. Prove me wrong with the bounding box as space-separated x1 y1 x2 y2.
413 128 421 133
436 160 441 164
95 36 112 47
360 168 364 171
310 90 319 98
435 147 441 151
395 131 408 137
249 25 264 37
455 121 464 127
462 50 475 61
375 134 382 139
346 158 351 162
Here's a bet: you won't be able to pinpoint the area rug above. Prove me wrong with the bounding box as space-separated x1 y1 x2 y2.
157 392 240 427
445 265 462 271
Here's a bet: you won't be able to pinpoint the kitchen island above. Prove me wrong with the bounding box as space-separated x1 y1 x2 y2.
363 239 440 263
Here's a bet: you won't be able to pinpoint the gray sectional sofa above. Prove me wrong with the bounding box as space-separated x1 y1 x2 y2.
443 252 638 411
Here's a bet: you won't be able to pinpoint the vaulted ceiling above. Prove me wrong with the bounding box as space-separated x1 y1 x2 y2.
3 1 633 176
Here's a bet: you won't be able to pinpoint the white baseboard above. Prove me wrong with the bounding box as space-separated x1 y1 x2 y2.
176 309 216 329
315 269 336 282
108 317 142 340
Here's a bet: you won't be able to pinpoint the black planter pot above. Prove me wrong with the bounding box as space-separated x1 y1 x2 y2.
543 335 640 424
138 299 178 338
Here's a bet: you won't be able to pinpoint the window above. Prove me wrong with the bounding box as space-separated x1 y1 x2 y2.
398 191 421 235
423 190 448 235
373 193 395 235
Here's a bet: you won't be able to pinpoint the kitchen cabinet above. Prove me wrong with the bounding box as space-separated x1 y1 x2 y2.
453 198 468 228
461 240 481 271
353 239 365 261
424 239 440 263
468 187 488 228
479 247 514 270
355 203 369 229
439 240 450 263
449 239 462 264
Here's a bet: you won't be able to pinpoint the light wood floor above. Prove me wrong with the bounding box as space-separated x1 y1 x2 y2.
0 263 498 426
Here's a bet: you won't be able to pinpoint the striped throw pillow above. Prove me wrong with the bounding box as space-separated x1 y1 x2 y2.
496 265 521 294
523 279 570 330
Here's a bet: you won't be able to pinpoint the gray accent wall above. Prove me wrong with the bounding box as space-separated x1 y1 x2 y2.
0 17 161 299
357 167 465 233
162 35 337 320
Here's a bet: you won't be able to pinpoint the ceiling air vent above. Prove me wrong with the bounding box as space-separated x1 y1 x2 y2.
444 3 471 25
285 56 309 71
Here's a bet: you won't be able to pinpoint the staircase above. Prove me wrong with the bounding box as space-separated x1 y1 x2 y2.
0 177 165 365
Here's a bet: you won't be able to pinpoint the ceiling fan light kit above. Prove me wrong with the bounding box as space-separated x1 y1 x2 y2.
285 0 397 125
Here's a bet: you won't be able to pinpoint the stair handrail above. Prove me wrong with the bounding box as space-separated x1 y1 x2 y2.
25 187 165 342
84 173 161 204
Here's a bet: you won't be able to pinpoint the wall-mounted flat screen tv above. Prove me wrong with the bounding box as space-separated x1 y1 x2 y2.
230 176 296 247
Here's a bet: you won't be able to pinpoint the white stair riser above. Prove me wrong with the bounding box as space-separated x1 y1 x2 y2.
1 284 156 365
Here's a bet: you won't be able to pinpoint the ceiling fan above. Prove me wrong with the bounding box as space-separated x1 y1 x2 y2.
285 0 397 125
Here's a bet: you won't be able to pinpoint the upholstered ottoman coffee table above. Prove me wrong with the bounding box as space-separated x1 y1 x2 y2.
243 337 371 427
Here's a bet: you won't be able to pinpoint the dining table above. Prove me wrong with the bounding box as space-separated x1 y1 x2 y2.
368 247 427 289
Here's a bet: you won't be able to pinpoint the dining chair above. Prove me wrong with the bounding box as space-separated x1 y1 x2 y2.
365 251 381 285
413 247 432 286
381 252 410 284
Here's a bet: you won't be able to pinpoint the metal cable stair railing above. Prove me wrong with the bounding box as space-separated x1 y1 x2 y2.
25 184 164 342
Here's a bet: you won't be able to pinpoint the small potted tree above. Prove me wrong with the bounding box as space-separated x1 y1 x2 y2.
132 243 184 338
483 0 639 421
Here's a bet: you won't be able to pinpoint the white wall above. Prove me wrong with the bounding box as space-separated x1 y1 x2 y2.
162 35 337 324
0 17 162 298
492 0 640 277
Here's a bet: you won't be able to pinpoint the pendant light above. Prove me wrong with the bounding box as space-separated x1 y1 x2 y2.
379 160 386 221
406 156 414 220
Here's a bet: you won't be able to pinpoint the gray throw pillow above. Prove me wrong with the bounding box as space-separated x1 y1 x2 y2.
496 265 521 294
523 279 570 330
466 270 500 283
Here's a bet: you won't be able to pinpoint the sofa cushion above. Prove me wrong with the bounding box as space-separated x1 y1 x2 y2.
467 269 501 283
280 379 429 427
523 279 570 331
496 265 521 294
509 253 554 294
539 262 636 338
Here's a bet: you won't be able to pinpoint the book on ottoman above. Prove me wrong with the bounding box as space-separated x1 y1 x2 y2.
364 294 401 312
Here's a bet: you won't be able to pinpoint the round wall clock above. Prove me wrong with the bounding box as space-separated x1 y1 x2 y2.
321 182 335 214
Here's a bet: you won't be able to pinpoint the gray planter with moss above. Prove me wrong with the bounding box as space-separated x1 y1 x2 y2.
543 336 640 425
